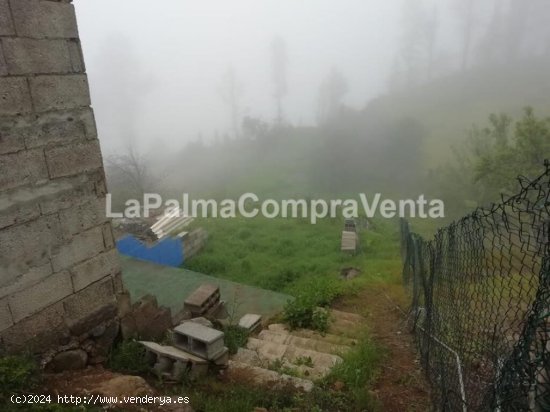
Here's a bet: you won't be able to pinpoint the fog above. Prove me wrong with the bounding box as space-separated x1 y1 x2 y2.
75 0 404 153
74 0 550 216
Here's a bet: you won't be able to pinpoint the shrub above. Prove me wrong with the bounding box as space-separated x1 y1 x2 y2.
224 326 249 355
0 355 40 401
108 340 149 374
283 277 343 332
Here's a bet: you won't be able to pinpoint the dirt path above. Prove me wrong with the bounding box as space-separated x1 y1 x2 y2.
334 283 431 412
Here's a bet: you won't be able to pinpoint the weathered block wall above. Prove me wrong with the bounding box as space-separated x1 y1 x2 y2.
0 0 122 359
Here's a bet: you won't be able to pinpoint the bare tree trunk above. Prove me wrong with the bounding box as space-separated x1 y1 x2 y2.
460 0 475 72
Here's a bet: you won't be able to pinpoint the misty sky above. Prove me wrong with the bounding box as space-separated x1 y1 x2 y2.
74 0 407 154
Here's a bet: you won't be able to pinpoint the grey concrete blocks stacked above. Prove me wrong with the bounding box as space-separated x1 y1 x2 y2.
0 0 122 359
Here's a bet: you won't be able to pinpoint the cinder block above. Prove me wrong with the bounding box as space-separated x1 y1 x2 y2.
0 44 7 76
0 116 26 155
30 74 90 112
1 109 90 151
0 77 33 116
0 214 64 280
0 0 15 36
63 277 116 323
51 225 105 272
71 249 120 291
0 201 41 230
112 271 125 295
0 302 68 353
0 148 49 191
0 297 13 332
102 222 115 249
38 176 97 215
9 271 73 323
0 262 52 299
67 302 117 337
2 38 73 75
45 139 103 178
67 39 85 73
10 0 78 39
59 198 107 236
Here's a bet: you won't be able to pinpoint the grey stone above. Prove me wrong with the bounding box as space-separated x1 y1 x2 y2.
92 375 154 398
93 319 119 356
48 349 88 372
120 314 137 340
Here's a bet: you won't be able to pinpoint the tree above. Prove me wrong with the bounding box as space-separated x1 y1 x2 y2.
106 146 153 198
455 109 548 203
316 68 349 124
390 1 439 89
270 36 288 124
242 116 270 140
454 0 476 71
218 67 244 138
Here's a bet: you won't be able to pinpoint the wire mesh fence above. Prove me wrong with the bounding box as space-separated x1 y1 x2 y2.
400 163 549 411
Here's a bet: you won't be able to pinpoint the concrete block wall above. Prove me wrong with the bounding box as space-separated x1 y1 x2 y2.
183 229 209 262
0 0 122 357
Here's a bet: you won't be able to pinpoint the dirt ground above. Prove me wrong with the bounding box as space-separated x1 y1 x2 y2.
334 282 431 412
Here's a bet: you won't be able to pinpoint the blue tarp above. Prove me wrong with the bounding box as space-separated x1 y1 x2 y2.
116 235 184 267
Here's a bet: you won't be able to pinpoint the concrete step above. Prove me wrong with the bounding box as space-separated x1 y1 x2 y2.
228 360 314 392
245 337 342 378
232 347 318 379
327 309 365 339
257 329 350 355
268 324 358 347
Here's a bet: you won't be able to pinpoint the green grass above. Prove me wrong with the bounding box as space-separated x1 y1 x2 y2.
107 340 150 375
178 215 397 410
185 215 404 295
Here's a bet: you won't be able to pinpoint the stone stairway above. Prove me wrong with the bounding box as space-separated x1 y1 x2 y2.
227 309 365 391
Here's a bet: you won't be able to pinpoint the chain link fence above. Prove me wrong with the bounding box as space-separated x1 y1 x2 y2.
400 163 549 411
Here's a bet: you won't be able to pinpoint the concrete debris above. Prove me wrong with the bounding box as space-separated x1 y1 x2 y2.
184 284 221 317
228 360 314 392
189 317 213 328
173 321 226 360
238 313 262 333
341 231 358 253
340 266 361 280
138 287 230 380
150 208 194 239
